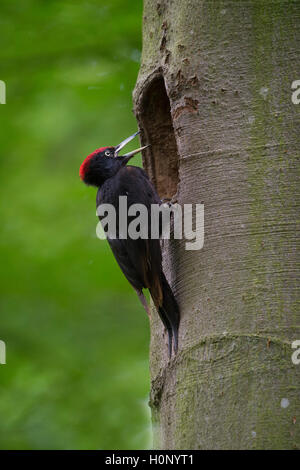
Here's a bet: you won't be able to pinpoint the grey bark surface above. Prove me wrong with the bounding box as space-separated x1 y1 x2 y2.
133 0 300 449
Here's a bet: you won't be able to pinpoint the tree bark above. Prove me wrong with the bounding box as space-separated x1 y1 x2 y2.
133 0 300 449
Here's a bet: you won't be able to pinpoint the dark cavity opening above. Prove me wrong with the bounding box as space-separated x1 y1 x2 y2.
138 76 179 200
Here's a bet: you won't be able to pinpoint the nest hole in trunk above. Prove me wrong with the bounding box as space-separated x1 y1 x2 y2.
138 75 179 201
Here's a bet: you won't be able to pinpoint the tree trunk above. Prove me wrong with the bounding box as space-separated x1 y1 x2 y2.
133 0 300 450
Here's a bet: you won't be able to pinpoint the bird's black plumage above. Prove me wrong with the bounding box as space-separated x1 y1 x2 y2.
80 135 180 356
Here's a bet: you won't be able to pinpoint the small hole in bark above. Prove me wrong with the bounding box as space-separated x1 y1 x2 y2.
139 75 179 200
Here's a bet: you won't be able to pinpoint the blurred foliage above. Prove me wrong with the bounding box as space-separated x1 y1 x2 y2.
0 0 152 449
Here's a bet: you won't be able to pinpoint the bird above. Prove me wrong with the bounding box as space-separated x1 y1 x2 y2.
79 131 180 357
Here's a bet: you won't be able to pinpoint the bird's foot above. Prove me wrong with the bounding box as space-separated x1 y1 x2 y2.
161 194 178 207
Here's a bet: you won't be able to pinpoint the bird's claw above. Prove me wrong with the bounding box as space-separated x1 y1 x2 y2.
161 195 178 207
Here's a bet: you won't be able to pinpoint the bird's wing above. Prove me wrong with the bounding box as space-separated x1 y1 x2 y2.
97 166 163 300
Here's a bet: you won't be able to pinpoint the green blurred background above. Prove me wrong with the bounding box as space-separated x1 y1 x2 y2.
0 0 152 449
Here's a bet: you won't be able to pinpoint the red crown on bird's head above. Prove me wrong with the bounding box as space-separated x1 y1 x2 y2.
79 147 110 180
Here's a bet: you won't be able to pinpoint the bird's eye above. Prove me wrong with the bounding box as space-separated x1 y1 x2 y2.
105 150 111 156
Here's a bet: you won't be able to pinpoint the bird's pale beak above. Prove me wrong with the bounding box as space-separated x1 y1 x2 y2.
114 131 149 158
121 145 149 158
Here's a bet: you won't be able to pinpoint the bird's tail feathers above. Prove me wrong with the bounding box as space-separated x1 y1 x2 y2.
150 271 180 356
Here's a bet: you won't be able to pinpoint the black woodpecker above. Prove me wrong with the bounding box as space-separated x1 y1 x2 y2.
80 131 180 357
